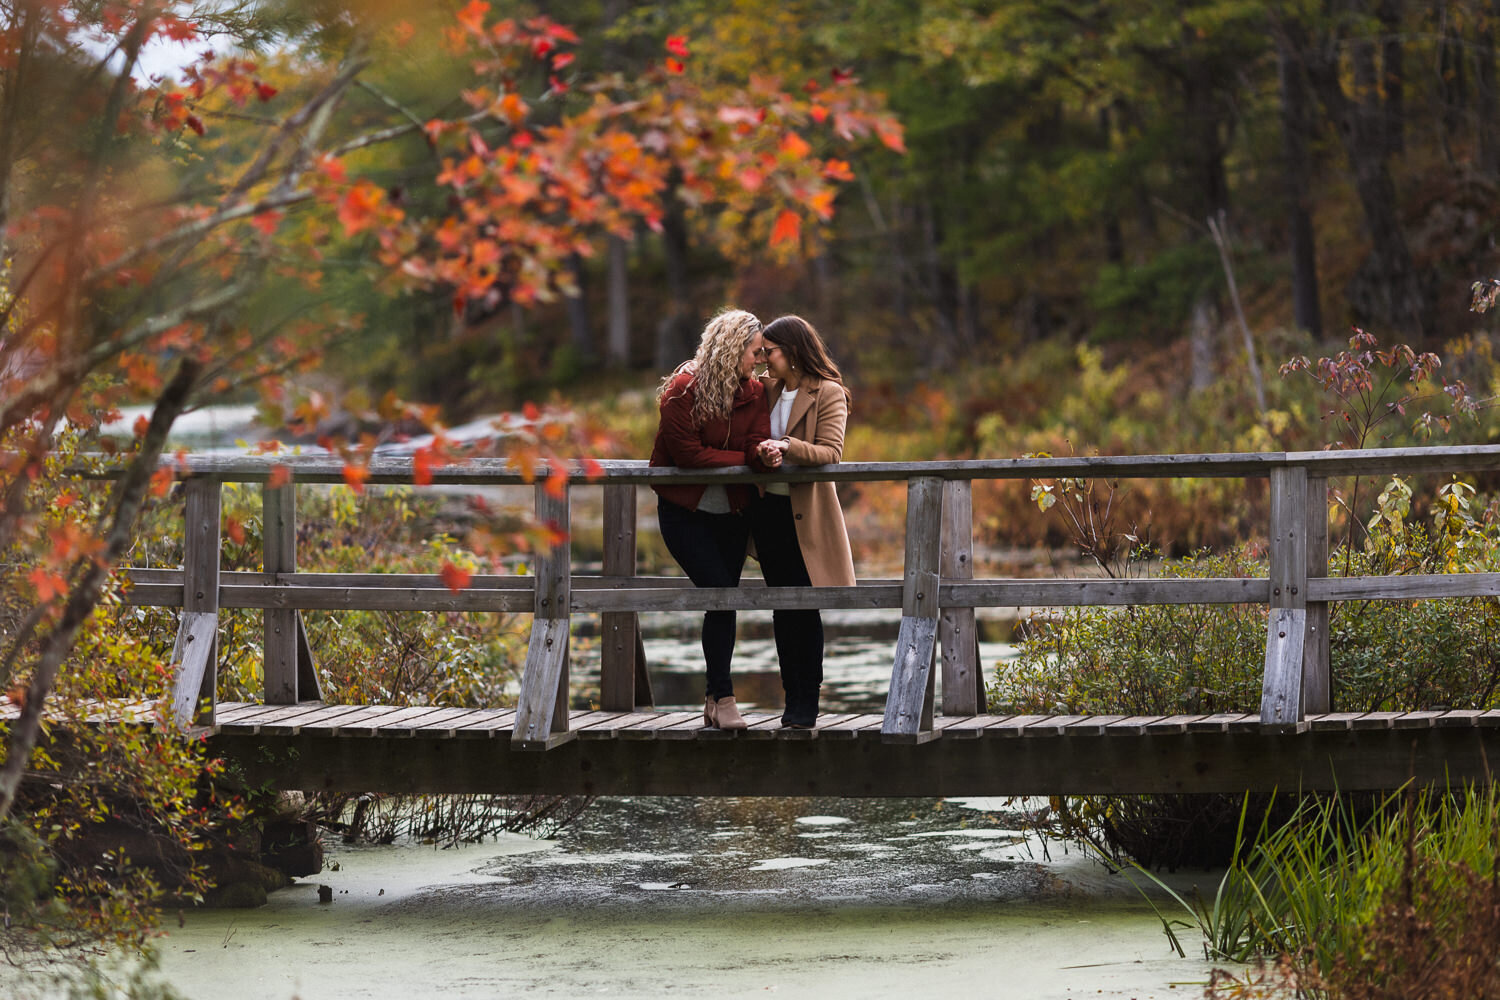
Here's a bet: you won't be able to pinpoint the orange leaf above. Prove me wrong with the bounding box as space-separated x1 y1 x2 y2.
665 57 685 74
544 465 569 499
779 131 811 160
267 463 292 489
413 448 434 486
666 35 689 57
439 560 472 593
224 515 246 545
581 457 605 480
769 209 801 248
251 210 283 236
150 466 175 497
337 182 384 237
877 122 907 154
522 401 540 421
342 463 369 494
456 0 489 35
29 567 66 602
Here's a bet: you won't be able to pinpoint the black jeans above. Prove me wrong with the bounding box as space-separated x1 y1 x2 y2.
748 493 824 726
657 498 749 700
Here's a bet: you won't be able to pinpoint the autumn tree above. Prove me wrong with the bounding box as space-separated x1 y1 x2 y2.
0 0 900 830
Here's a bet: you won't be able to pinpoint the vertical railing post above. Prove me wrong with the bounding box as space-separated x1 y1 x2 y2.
1261 464 1309 730
514 481 575 748
1303 475 1330 713
939 479 983 715
883 476 944 742
263 482 320 704
601 483 651 710
166 479 220 727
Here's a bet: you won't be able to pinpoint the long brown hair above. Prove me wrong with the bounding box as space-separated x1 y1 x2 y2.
762 315 847 396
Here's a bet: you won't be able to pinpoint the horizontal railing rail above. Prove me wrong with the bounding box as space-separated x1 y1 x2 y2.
98 447 1500 747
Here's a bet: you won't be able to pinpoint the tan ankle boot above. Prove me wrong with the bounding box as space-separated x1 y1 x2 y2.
703 696 717 727
713 696 747 730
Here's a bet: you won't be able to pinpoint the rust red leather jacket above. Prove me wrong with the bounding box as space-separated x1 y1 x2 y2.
649 370 771 513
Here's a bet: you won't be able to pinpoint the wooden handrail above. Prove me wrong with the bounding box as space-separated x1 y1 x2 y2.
128 446 1500 744
79 443 1500 485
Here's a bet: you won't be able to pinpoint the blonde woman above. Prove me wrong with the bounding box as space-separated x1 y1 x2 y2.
650 309 771 730
750 315 856 729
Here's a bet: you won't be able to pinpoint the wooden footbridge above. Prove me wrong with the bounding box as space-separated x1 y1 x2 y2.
26 447 1500 797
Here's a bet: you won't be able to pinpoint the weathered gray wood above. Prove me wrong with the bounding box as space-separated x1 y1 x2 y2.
448 710 518 737
513 618 572 749
939 480 982 715
1186 713 1254 733
165 611 218 728
1304 476 1330 713
883 616 940 739
600 484 639 711
171 479 221 725
1309 574 1500 601
1261 608 1307 730
512 485 573 749
900 477 944 620
633 630 653 709
262 484 299 704
883 477 943 740
1261 466 1308 727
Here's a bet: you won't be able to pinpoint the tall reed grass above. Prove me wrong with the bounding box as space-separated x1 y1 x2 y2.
1125 783 1500 997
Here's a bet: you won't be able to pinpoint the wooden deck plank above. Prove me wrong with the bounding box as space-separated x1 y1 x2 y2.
1309 712 1368 732
337 706 449 737
448 709 518 738
982 714 1054 738
379 706 485 737
256 703 366 736
819 714 885 739
1186 713 1253 734
737 712 786 740
220 703 359 736
1350 711 1402 731
940 714 1010 738
616 711 704 740
400 707 495 738
570 711 654 737
1435 709 1487 729
1103 715 1160 737
1065 715 1131 736
292 704 404 737
1017 715 1091 738
1392 711 1445 730
1143 715 1199 736
370 706 471 737
565 711 630 738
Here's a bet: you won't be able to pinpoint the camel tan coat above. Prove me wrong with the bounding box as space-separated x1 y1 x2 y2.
761 376 857 588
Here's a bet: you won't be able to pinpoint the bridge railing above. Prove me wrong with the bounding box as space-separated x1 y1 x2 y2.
108 447 1500 748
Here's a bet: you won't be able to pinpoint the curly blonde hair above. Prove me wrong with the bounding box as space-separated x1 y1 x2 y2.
656 308 762 425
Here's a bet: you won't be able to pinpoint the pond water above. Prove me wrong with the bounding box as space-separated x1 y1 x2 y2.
139 633 1224 1000
150 796 1219 1000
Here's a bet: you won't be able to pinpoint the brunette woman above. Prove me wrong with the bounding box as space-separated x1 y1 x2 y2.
750 315 856 729
650 308 771 730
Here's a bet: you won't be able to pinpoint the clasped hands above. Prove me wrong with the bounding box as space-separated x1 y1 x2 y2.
757 438 788 468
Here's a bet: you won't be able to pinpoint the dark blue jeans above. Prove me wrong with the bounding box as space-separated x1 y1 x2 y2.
657 498 749 700
748 493 824 726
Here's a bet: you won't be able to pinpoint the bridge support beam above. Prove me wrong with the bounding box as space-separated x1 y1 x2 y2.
514 483 575 749
165 479 220 727
600 484 651 711
939 479 983 715
213 726 1500 798
262 483 320 704
1261 466 1309 730
884 476 943 742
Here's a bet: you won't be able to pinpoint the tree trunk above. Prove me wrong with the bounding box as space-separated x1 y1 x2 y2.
565 252 593 362
1278 40 1323 337
1189 294 1219 394
654 187 694 369
606 235 630 366
1479 3 1499 177
1286 16 1428 336
1378 0 1404 157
